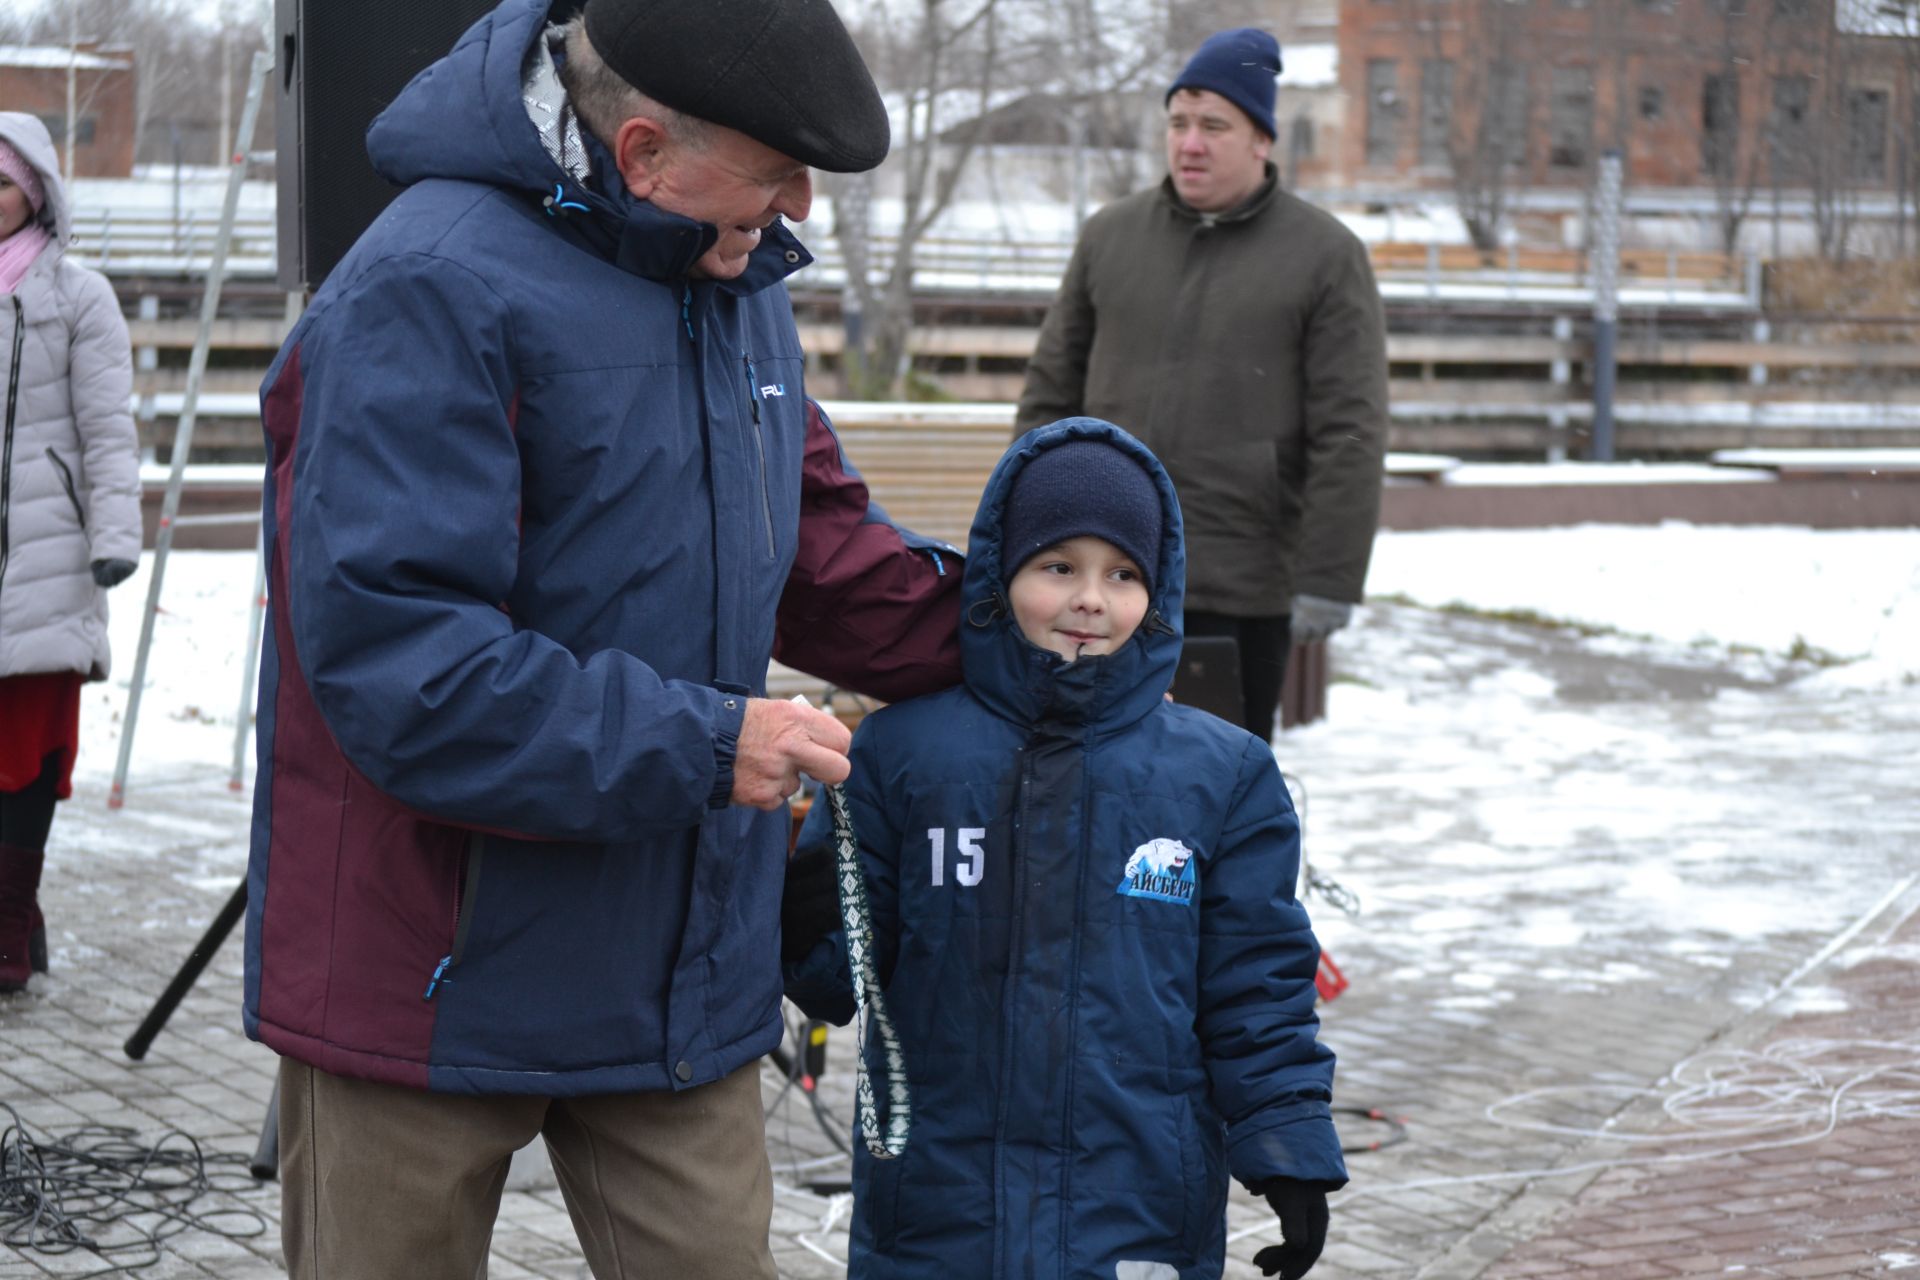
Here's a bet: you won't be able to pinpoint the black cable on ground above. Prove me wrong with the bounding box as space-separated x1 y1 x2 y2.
1334 1104 1410 1155
0 1101 267 1277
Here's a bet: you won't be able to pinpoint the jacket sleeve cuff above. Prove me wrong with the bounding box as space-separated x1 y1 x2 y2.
706 686 749 809
1226 1099 1350 1191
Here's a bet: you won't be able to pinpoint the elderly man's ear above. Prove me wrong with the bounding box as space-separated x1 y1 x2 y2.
613 116 672 199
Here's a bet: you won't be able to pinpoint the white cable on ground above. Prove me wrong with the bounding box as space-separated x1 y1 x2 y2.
1225 1035 1920 1242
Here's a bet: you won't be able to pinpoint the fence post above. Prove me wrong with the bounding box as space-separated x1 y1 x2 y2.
1426 242 1439 301
1749 318 1770 388
136 294 160 462
1549 316 1574 465
1590 151 1623 462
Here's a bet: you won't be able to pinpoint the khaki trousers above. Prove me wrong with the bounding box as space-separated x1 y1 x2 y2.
278 1056 777 1280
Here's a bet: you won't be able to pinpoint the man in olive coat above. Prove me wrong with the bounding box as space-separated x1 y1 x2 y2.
1016 28 1388 743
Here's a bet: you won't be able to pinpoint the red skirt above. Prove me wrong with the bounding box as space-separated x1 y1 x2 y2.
0 671 83 797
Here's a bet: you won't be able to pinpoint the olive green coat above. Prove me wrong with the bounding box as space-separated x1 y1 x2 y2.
1016 168 1387 616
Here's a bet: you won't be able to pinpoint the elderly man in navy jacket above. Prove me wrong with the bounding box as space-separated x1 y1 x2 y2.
247 0 961 1274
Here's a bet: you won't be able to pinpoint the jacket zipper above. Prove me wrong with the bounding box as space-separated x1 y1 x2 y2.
742 350 775 557
45 448 85 529
1 297 24 601
992 746 1037 1274
425 834 487 999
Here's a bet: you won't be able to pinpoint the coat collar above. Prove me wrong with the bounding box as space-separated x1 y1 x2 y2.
1156 162 1280 227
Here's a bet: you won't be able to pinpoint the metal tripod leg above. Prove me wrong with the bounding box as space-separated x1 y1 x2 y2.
251 1079 280 1180
124 878 246 1060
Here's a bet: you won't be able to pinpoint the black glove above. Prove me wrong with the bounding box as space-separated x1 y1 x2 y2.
1251 1179 1330 1279
91 558 137 588
780 842 842 964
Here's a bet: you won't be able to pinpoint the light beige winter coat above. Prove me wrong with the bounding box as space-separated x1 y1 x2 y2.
0 111 142 681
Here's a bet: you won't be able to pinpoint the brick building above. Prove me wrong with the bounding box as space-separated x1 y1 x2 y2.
0 43 137 178
1337 0 1917 194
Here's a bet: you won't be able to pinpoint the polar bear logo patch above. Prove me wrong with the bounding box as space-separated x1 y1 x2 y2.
1117 838 1197 904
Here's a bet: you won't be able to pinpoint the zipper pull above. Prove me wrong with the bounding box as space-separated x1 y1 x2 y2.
681 285 695 342
423 955 452 1000
743 351 761 423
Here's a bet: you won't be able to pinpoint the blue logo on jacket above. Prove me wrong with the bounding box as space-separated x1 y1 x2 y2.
1116 838 1197 904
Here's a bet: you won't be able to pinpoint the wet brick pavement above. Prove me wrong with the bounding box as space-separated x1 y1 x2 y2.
2 602 1917 1278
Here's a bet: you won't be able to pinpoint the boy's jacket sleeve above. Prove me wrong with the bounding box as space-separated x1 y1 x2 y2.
284 253 744 842
782 727 901 1023
1198 737 1350 1190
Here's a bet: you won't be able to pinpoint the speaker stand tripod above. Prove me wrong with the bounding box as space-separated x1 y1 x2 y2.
123 878 280 1180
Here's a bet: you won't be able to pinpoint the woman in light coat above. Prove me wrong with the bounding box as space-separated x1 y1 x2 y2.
0 112 142 994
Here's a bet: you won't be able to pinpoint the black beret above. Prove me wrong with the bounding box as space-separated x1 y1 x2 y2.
583 0 890 173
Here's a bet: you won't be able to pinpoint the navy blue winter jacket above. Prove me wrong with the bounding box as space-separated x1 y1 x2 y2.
242 0 960 1094
787 419 1346 1279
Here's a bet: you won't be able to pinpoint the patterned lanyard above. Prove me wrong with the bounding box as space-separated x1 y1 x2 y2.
825 779 911 1159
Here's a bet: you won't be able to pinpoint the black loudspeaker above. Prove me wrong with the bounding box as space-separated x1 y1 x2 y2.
274 0 502 290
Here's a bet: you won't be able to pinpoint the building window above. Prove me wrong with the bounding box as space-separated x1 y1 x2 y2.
1710 0 1749 15
1847 87 1889 181
1290 115 1315 159
1639 86 1665 121
1769 75 1812 182
1491 61 1529 167
1549 66 1593 168
1702 73 1740 178
1366 59 1402 167
1633 0 1675 10
1775 0 1810 18
35 115 98 147
1420 59 1454 166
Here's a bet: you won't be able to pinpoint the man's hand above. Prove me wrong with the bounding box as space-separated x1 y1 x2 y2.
1289 594 1352 644
731 698 852 811
91 558 138 589
1251 1179 1331 1279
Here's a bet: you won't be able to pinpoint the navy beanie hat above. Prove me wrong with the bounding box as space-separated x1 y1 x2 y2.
1166 28 1282 140
1002 441 1163 595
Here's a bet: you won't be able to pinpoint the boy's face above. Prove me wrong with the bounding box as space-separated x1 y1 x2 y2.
1007 536 1150 663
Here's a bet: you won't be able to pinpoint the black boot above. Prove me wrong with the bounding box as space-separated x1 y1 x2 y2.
0 842 45 993
30 902 47 974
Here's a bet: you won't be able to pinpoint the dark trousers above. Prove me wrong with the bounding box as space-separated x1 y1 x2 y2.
1183 612 1292 745
0 753 61 851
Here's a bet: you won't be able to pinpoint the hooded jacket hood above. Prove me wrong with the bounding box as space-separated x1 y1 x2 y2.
364 0 810 289
0 111 71 247
960 417 1185 733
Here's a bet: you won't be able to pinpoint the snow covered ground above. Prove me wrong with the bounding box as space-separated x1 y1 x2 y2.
80 523 1920 801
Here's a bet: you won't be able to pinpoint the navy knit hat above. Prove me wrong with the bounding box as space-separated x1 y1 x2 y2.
1166 28 1282 140
1001 441 1162 595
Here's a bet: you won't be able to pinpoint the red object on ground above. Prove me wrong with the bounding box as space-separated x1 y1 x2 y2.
1314 950 1348 1003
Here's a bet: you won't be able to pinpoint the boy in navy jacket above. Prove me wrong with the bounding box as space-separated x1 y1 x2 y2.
784 418 1346 1279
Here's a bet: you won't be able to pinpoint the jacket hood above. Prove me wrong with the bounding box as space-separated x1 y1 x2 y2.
0 111 70 246
960 417 1185 732
364 0 810 288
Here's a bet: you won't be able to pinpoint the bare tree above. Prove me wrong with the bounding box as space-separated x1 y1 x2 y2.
834 0 1005 397
1689 0 1804 256
1398 0 1532 252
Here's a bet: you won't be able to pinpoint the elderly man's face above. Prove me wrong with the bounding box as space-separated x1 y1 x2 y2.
629 123 814 280
1165 88 1273 214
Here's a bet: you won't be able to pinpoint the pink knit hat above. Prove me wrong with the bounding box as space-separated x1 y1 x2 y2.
0 137 47 215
